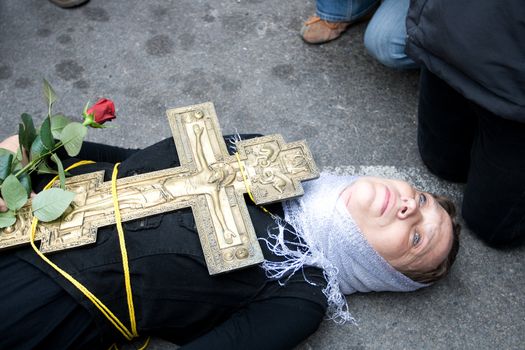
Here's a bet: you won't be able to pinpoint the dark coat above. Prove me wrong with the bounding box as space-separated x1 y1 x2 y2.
10 138 327 349
406 0 525 122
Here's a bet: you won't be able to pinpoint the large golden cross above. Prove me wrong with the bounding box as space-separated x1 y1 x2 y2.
0 102 319 274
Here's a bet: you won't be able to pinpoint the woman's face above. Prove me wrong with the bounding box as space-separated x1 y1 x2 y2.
340 177 453 273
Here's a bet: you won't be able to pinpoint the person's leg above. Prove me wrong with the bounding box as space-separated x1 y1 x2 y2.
301 0 379 44
316 0 378 22
363 0 417 69
417 67 476 182
462 105 525 247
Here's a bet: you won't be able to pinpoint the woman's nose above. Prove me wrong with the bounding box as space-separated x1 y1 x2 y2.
397 197 417 219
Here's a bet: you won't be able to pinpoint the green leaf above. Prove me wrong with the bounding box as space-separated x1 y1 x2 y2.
40 117 55 150
32 188 75 222
11 162 22 173
15 147 23 162
82 101 90 115
50 114 71 139
87 121 107 129
0 153 13 181
60 122 87 157
37 160 58 175
18 172 32 196
1 174 28 211
43 79 57 111
51 153 66 189
0 148 14 157
18 113 37 151
29 135 46 162
0 211 16 228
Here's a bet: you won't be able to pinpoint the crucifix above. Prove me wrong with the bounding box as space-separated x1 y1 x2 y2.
0 102 319 274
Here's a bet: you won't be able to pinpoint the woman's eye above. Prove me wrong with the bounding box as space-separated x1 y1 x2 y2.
418 193 427 207
412 232 421 246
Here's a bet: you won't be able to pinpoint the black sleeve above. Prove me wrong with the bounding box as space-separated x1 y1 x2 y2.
55 141 140 164
31 141 141 191
54 133 260 167
180 297 324 350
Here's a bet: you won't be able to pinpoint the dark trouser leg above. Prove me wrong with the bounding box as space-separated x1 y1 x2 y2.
418 67 525 247
462 105 525 247
417 67 477 182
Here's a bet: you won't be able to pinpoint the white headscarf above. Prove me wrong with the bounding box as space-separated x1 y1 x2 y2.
261 173 428 324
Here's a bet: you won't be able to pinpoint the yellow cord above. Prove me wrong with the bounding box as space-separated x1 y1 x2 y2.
29 160 144 344
111 163 138 337
234 152 274 217
138 336 151 350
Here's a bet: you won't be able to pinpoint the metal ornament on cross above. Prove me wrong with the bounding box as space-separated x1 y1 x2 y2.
0 102 319 274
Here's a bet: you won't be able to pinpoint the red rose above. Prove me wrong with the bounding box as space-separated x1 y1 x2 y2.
86 98 116 125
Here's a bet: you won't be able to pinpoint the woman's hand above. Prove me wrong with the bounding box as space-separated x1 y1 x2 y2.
0 135 21 154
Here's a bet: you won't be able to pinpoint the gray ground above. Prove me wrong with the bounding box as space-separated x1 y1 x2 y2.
0 1 523 349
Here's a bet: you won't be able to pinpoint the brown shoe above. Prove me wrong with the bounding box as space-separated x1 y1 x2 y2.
49 0 89 8
300 16 351 44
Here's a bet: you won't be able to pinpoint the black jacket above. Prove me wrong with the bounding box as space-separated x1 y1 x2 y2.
11 138 327 349
406 0 525 122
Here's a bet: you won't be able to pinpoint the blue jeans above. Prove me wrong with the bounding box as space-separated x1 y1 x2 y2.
316 0 417 69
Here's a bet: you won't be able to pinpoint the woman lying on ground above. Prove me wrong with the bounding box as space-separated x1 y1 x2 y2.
0 135 460 350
